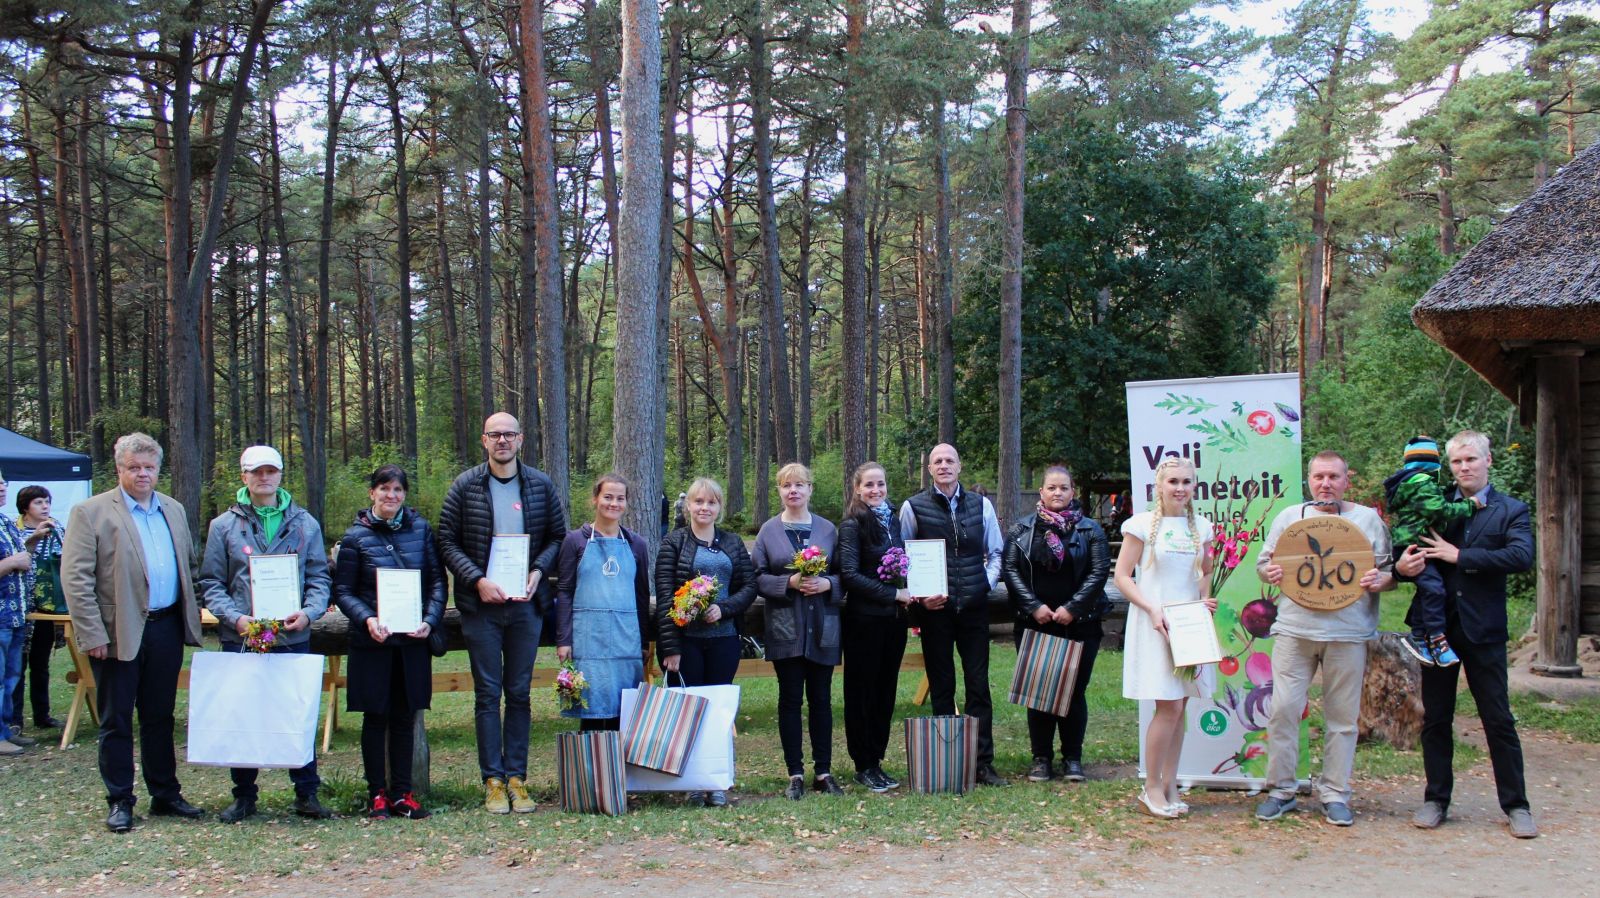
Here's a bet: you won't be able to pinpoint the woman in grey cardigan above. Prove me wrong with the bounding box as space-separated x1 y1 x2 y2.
752 463 844 800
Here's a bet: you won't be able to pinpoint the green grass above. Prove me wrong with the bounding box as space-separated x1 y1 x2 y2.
0 629 1580 887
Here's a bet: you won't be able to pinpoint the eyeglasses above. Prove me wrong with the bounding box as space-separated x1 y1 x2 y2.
483 432 522 443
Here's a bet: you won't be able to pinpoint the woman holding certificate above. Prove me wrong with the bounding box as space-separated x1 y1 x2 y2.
332 464 448 820
1114 456 1214 819
654 477 756 808
1001 466 1111 784
554 473 652 731
751 463 844 800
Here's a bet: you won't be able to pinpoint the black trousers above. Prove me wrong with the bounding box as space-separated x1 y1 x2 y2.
842 614 907 772
919 605 994 767
89 609 184 806
1420 621 1527 813
1015 630 1101 763
11 619 57 726
361 649 417 796
774 656 835 775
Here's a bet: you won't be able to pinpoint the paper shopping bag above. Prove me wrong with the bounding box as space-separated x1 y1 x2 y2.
186 651 324 768
1008 628 1084 718
623 679 710 775
556 730 629 815
904 714 978 794
619 683 739 792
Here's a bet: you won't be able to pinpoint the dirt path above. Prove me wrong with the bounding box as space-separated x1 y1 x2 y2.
55 717 1599 898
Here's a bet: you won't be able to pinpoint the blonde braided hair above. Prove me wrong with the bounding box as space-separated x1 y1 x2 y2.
1144 457 1205 581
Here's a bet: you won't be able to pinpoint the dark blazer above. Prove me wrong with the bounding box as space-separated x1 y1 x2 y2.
553 524 652 650
653 526 756 661
1002 512 1112 622
1408 485 1533 645
437 461 567 613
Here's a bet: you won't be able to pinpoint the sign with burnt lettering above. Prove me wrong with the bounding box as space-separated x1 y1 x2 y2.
1275 516 1375 612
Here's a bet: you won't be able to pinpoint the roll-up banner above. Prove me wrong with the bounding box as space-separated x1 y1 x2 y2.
1126 373 1307 789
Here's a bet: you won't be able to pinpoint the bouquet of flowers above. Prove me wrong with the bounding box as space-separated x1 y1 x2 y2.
670 575 721 627
243 619 284 653
790 544 828 578
876 546 909 589
555 660 589 711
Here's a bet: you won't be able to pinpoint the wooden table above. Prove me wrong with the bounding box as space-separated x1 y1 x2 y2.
26 613 95 750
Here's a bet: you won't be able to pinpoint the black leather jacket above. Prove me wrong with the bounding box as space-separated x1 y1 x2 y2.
1002 512 1111 622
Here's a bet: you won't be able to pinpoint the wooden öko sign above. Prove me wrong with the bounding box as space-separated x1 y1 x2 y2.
1275 515 1375 611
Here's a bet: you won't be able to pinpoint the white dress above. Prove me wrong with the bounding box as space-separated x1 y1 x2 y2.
1121 512 1210 701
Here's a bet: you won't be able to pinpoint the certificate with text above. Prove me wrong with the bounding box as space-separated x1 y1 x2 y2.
248 554 302 620
1164 601 1223 668
377 568 424 634
904 539 949 598
486 534 532 599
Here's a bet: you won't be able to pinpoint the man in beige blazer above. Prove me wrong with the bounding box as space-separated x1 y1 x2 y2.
61 433 205 833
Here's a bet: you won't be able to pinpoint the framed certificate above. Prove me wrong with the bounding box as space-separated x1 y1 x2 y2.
1164 601 1223 668
377 568 424 634
904 539 949 597
486 534 532 598
248 554 302 620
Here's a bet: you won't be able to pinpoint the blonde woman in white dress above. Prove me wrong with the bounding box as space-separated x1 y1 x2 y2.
1115 457 1215 818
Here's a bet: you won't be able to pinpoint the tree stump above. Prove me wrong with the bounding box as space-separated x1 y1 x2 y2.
1359 631 1424 748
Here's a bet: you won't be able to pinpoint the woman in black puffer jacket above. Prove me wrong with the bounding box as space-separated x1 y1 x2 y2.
1002 465 1110 785
333 464 448 820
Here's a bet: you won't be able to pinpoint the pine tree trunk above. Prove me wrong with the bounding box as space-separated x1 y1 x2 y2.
997 0 1029 526
840 0 870 491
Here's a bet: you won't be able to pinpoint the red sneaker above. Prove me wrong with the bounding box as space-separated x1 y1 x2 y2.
368 791 391 819
392 792 431 819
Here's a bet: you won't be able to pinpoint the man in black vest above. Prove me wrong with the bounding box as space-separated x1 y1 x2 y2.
899 443 1006 785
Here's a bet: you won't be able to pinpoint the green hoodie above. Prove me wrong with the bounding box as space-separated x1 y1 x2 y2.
237 486 292 545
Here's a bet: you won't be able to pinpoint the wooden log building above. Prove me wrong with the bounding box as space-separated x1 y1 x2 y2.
1411 139 1600 678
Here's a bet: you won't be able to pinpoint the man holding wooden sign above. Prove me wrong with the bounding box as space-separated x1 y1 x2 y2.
1253 450 1394 827
198 445 333 822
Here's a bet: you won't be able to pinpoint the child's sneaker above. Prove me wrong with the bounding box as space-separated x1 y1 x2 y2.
368 791 391 819
1428 634 1461 667
392 792 431 819
1401 632 1436 667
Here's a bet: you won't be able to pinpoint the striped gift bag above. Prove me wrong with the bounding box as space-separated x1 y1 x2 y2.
1007 628 1084 718
903 715 978 794
622 679 710 775
556 730 628 816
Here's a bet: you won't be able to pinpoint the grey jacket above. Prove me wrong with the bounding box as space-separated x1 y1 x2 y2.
198 501 332 647
751 515 843 665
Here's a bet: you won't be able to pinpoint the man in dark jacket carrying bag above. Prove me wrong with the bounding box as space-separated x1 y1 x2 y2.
438 412 566 815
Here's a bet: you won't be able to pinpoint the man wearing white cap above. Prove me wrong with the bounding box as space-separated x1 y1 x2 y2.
198 445 332 822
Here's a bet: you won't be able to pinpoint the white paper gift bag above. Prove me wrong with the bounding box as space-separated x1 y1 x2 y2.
618 683 739 791
186 651 325 768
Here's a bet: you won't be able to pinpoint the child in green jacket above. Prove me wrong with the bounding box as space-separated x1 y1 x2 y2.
1382 436 1482 667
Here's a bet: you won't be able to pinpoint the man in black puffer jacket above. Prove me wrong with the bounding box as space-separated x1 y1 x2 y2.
898 443 1006 786
437 412 566 815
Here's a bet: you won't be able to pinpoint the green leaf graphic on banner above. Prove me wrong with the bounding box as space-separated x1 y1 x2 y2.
1155 392 1218 415
1186 418 1251 452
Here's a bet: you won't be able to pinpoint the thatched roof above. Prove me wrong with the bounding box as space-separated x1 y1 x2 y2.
1412 139 1600 403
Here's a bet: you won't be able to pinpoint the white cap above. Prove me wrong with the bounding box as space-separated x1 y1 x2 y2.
240 445 284 472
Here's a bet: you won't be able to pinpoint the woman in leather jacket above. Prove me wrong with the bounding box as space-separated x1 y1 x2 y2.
1002 466 1110 784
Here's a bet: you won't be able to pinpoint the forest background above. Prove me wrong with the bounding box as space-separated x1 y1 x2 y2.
1 0 1594 551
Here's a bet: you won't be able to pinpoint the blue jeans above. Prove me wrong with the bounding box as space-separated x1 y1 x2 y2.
461 601 540 780
220 641 320 800
0 624 25 739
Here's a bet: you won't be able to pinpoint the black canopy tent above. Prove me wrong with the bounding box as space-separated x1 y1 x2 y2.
0 427 93 523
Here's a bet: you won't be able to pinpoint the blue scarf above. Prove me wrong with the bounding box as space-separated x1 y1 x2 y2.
871 501 895 537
